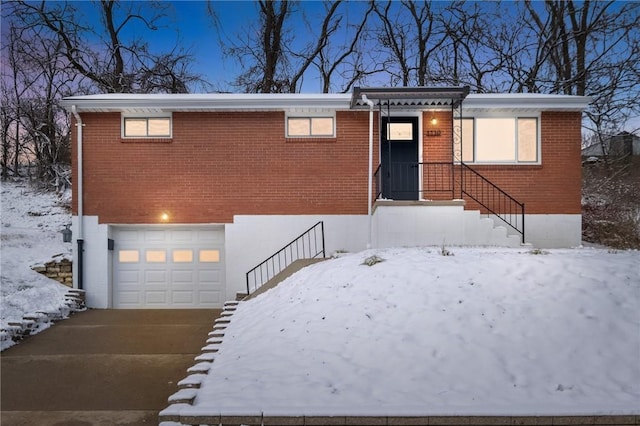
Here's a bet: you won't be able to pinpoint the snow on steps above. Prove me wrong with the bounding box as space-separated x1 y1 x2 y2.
0 289 86 347
160 300 239 424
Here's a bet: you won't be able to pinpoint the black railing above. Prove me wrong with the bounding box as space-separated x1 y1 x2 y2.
245 221 325 295
374 164 382 199
373 162 525 243
375 162 454 199
460 163 525 244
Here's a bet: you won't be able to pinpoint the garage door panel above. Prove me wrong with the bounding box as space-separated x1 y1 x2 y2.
199 269 221 283
172 270 194 283
118 230 142 243
199 290 222 304
145 291 168 305
172 291 194 304
144 230 169 243
118 291 141 305
118 270 140 285
198 230 224 243
113 226 225 308
145 270 167 283
171 229 195 242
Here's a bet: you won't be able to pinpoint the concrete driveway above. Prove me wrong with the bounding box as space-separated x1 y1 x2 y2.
1 309 220 426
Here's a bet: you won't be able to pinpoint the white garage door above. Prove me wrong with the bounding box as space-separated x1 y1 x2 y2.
113 226 225 308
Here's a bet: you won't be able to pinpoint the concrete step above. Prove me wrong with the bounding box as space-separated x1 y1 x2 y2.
464 210 525 247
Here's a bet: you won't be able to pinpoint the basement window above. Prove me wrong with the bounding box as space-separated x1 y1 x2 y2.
286 116 335 138
122 116 172 138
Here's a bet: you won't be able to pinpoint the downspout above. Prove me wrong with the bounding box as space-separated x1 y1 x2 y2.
71 105 84 290
362 94 375 248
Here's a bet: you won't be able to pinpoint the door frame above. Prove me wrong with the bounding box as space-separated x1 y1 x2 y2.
379 113 423 200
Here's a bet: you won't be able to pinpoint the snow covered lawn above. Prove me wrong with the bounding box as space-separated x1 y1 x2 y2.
180 247 639 417
1 180 72 351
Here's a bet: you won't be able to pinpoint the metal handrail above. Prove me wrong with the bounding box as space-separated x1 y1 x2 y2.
373 164 382 199
373 161 525 243
375 162 454 199
245 221 325 295
460 163 525 244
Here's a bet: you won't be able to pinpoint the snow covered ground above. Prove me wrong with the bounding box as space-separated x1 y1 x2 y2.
1 179 72 351
179 247 640 417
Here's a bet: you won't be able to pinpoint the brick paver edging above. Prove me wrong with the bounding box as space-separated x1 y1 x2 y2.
161 414 640 426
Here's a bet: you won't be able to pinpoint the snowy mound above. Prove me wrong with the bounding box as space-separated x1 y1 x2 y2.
1 180 72 350
184 247 639 416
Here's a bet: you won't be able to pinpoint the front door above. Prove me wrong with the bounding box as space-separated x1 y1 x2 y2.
381 117 419 200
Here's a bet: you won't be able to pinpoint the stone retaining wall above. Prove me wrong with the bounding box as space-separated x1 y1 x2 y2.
0 289 85 348
32 258 73 287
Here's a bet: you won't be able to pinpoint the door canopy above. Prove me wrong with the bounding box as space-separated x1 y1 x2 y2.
350 86 470 110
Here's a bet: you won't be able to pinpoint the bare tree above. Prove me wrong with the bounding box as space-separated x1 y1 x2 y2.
209 0 292 93
210 0 372 93
2 0 207 186
0 13 74 185
8 0 203 93
314 1 377 93
521 0 640 155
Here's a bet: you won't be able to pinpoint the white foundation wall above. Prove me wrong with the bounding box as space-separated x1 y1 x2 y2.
373 204 467 247
73 212 582 308
225 215 369 297
524 214 582 248
72 215 111 308
483 214 582 248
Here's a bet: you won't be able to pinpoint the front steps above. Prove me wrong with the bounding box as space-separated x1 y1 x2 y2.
373 200 527 248
463 210 524 247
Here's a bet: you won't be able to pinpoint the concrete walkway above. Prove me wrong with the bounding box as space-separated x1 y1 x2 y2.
1 309 220 426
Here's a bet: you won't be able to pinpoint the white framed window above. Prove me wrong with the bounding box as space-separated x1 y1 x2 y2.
286 115 335 138
456 116 539 164
387 122 413 141
122 114 172 138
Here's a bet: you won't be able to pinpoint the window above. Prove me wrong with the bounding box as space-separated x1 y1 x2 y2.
199 249 220 263
456 117 539 164
146 250 166 263
172 249 193 263
118 250 139 263
286 116 334 137
123 116 171 138
387 122 413 141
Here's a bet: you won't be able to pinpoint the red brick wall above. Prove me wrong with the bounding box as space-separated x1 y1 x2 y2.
72 111 378 223
458 112 582 214
71 109 581 223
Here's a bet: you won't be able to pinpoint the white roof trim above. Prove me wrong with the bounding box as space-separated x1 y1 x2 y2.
60 93 352 113
60 92 591 113
463 93 591 111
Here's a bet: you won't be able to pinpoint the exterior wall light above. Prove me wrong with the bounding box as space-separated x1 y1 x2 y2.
62 224 72 243
161 212 169 222
431 116 438 126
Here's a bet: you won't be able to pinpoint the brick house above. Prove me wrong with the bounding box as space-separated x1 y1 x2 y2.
61 87 590 309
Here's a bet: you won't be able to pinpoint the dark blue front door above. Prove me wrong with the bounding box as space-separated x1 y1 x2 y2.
381 117 419 200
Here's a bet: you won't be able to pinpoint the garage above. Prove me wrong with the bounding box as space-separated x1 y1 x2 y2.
113 226 225 308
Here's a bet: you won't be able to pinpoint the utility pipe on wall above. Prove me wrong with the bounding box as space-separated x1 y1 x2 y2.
71 105 84 290
362 94 375 248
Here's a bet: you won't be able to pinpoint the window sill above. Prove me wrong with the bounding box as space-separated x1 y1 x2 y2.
286 137 337 143
121 138 173 144
463 163 542 169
